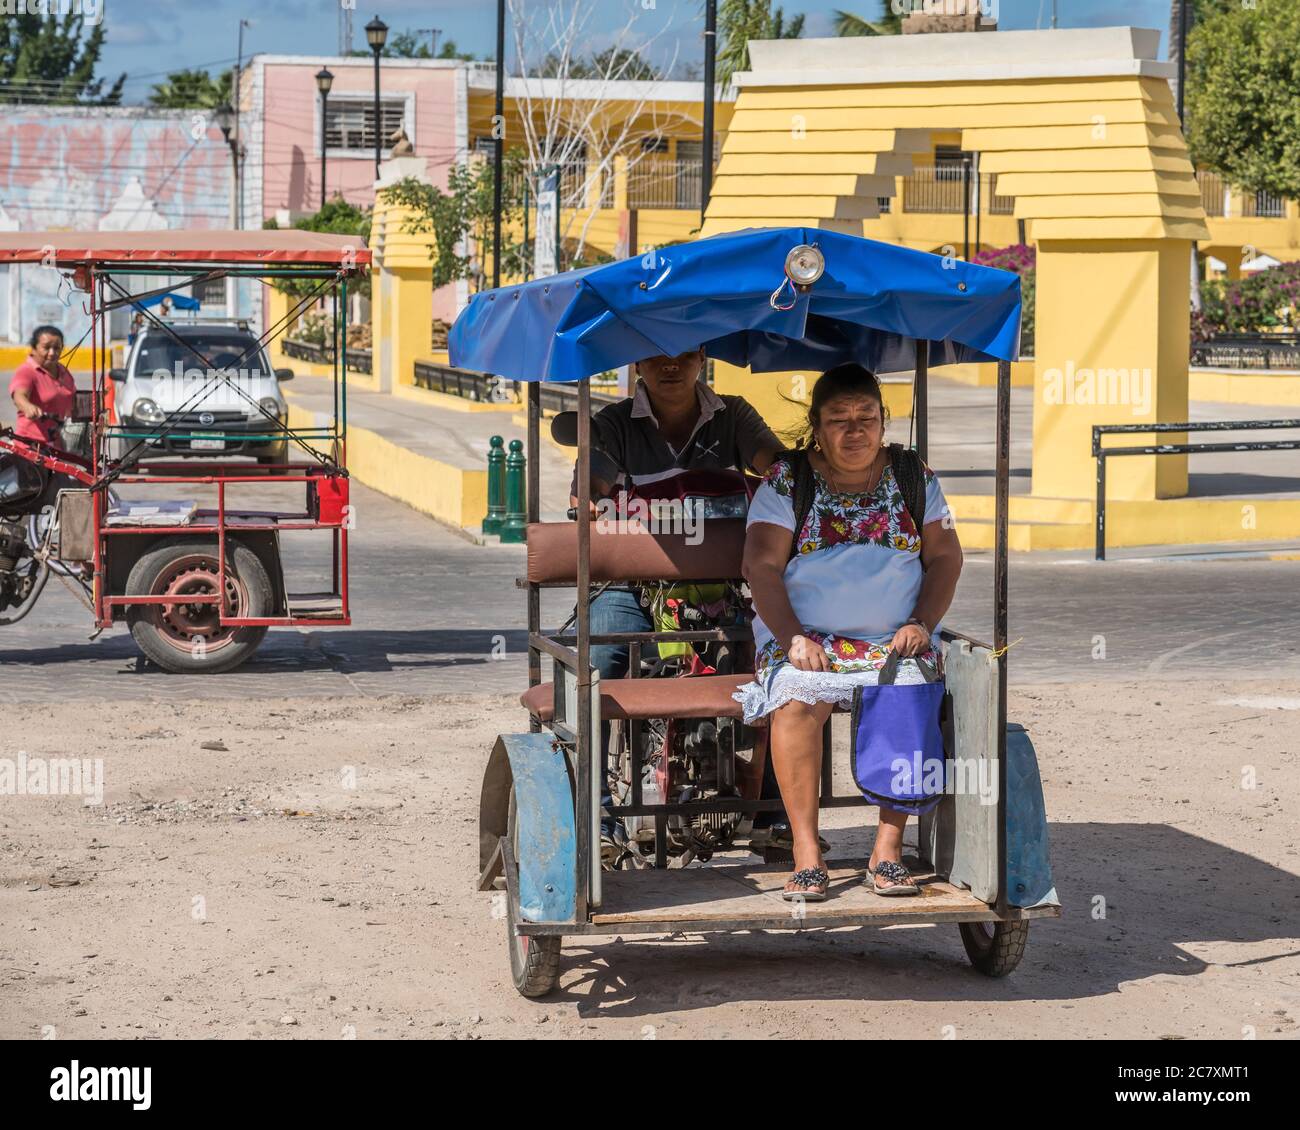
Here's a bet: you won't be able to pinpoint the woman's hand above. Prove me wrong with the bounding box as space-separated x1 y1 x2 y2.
787 634 831 672
889 623 929 658
20 402 42 421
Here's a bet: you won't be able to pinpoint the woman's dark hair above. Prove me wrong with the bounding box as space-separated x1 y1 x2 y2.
784 361 889 449
29 325 64 349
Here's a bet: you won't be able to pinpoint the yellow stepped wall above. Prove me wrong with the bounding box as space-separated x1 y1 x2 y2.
700 31 1209 509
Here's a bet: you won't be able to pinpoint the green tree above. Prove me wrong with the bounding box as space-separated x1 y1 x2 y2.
0 9 124 104
380 148 530 292
1185 0 1300 198
717 0 805 88
147 68 233 109
265 198 373 299
833 2 903 37
437 39 476 62
538 47 660 81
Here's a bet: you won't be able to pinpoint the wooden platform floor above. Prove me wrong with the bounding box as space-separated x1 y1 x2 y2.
550 856 1059 935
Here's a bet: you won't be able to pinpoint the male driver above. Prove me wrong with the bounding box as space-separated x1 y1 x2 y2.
570 347 789 861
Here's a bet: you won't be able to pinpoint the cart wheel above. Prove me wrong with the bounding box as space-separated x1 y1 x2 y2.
959 919 1029 977
125 536 270 674
505 789 562 998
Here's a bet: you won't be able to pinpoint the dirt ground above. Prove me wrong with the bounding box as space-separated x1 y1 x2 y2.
2 680 1297 1040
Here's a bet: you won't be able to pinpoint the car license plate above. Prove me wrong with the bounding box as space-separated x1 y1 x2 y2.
190 434 225 451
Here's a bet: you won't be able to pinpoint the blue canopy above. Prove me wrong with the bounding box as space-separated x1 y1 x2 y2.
449 226 1021 382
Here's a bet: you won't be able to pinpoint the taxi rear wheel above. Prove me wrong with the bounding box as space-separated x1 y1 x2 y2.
505 788 562 998
125 537 270 674
959 919 1028 977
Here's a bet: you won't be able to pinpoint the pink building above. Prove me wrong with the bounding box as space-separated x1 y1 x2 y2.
242 55 470 323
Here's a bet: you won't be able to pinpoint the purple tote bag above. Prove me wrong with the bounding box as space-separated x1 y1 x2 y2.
850 651 947 813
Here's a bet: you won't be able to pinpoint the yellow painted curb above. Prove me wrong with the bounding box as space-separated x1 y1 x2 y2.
1188 369 1300 408
392 379 517 414
948 493 1300 551
929 361 1037 388
286 403 487 529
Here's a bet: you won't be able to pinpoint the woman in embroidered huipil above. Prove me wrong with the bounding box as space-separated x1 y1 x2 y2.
734 363 964 900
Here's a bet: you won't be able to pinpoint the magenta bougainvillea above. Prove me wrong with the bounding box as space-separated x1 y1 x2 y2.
1192 261 1300 342
973 244 1036 356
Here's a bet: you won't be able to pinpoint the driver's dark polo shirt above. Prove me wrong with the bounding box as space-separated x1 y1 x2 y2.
581 379 780 489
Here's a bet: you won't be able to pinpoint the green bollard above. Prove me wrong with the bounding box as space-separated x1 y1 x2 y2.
500 438 527 544
483 435 506 535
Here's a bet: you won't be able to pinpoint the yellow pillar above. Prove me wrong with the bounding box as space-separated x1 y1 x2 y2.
370 192 436 395
1033 239 1190 501
386 267 433 392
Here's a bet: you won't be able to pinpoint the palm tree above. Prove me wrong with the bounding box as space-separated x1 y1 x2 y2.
717 0 805 89
833 2 904 36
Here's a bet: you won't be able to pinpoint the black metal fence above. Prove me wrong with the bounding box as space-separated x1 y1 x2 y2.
413 360 502 401
1191 334 1300 370
281 339 372 375
1092 418 1300 560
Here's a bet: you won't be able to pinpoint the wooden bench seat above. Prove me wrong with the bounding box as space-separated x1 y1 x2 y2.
521 674 750 722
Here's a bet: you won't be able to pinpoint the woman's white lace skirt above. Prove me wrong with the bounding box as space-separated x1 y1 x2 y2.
733 661 931 726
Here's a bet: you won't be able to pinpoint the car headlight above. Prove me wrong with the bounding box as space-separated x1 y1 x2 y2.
132 398 165 425
258 398 282 420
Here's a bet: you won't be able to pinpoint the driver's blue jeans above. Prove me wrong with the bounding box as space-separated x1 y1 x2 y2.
588 588 655 827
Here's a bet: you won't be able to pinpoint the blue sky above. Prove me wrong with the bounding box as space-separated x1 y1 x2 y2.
102 0 1177 103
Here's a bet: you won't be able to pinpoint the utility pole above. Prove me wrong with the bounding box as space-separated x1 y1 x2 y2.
701 0 716 221
416 28 441 58
234 18 250 230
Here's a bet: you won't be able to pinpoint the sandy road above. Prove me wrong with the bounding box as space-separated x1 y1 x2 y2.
2 677 1297 1040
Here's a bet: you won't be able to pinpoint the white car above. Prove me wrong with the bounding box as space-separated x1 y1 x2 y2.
110 322 295 465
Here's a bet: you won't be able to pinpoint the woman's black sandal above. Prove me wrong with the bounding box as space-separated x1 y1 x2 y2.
782 866 829 902
869 859 920 897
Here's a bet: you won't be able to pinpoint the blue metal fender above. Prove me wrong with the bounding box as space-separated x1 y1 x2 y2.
477 732 576 923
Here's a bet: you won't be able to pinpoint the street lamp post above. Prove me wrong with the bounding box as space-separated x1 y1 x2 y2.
214 102 242 317
316 67 334 211
214 103 240 228
701 0 716 220
366 15 388 181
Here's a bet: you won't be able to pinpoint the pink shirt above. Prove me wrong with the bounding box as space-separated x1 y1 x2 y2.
9 355 76 446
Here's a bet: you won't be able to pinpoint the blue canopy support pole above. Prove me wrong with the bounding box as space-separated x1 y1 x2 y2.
994 357 1011 917
527 380 541 732
701 0 717 219
574 379 593 921
914 338 929 461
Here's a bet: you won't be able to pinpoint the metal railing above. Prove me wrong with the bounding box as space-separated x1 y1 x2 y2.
281 338 372 374
1191 334 1300 370
413 360 501 401
1243 190 1286 219
1196 170 1228 217
628 157 702 210
282 339 329 365
1092 418 1300 560
902 166 1014 214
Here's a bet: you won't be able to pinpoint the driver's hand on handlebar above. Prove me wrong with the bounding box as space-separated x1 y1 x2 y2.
786 633 831 672
20 403 43 421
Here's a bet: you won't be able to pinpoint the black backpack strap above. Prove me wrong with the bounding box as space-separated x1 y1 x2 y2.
786 447 814 563
888 442 926 533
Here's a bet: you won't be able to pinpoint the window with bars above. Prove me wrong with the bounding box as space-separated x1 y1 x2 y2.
325 98 407 153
